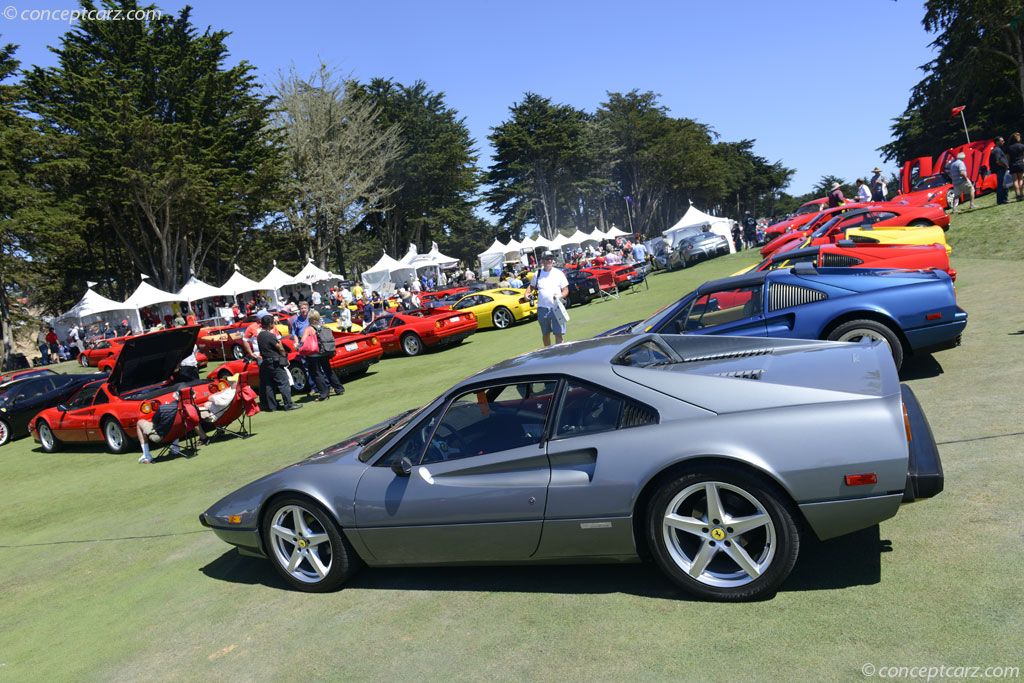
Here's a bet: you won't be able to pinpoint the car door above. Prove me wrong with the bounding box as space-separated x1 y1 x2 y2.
51 383 101 442
655 284 767 337
361 315 397 352
9 377 57 435
353 380 556 564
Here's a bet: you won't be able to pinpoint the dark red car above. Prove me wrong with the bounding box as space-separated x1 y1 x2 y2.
765 198 828 238
29 327 238 454
357 309 477 356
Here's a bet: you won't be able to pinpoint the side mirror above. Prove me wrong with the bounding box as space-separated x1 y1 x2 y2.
391 456 413 477
57 404 69 413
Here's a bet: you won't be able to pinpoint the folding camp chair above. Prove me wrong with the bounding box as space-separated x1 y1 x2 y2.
205 384 259 440
151 390 201 459
627 265 649 294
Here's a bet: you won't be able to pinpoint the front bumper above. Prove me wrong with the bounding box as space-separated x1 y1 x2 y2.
199 513 265 557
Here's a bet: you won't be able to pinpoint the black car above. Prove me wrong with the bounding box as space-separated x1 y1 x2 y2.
0 372 106 446
565 270 600 306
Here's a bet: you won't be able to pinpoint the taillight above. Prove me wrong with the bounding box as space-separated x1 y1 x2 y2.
369 337 379 346
844 473 877 486
435 321 442 329
217 380 229 391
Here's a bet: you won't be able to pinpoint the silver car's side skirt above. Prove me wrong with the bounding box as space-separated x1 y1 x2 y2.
799 493 903 540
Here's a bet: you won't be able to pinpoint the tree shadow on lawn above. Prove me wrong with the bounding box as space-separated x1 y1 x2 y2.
200 525 889 600
898 353 944 381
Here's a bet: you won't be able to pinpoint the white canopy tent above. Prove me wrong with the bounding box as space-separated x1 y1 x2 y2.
53 288 142 338
295 260 339 285
603 225 630 238
425 244 458 269
664 202 737 253
478 239 506 276
124 280 186 327
503 238 523 264
257 264 299 309
390 244 423 290
361 252 403 294
533 235 557 251
221 269 264 298
178 276 226 303
519 236 537 250
569 229 599 247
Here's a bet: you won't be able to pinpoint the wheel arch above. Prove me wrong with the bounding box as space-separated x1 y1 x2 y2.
819 310 910 355
630 455 805 562
257 489 364 560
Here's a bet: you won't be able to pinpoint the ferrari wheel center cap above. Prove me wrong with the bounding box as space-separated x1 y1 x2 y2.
297 539 307 549
710 527 726 541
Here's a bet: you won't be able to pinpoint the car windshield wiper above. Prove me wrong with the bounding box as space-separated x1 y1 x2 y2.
355 409 416 445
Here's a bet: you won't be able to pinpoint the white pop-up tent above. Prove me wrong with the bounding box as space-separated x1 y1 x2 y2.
221 268 264 299
53 288 142 338
361 252 403 294
257 264 299 309
295 260 339 285
664 202 738 253
568 229 600 247
178 276 226 303
604 225 631 238
478 239 507 276
124 279 186 327
389 244 422 290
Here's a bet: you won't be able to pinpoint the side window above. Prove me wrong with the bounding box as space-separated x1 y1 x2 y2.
67 384 100 409
865 211 897 224
670 285 762 332
93 387 110 406
554 382 625 438
421 381 557 465
452 297 473 311
376 405 444 467
614 341 671 367
389 318 405 328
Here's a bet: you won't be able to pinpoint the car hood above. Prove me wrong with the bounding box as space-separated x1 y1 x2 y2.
613 335 900 413
108 326 201 396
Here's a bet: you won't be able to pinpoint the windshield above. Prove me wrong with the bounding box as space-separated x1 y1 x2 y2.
796 202 823 215
913 174 948 191
634 295 694 333
808 210 865 239
356 407 424 462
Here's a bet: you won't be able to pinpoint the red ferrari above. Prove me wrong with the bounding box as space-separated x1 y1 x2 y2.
77 336 129 367
209 330 383 393
760 203 949 258
29 327 236 454
896 139 999 208
357 309 477 356
765 198 828 238
748 242 956 281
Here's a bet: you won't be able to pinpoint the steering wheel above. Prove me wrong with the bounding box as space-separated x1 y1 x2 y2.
424 423 468 463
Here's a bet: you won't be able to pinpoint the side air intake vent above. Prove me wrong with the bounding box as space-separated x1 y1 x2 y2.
822 253 864 267
768 283 827 312
680 348 775 363
711 369 765 381
622 403 658 427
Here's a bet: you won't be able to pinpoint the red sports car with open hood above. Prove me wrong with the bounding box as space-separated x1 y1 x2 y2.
765 197 828 238
29 327 238 454
357 309 477 356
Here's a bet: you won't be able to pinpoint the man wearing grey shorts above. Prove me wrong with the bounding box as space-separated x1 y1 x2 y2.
525 250 569 346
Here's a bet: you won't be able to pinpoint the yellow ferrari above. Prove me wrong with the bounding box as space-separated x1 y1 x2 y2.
449 288 536 329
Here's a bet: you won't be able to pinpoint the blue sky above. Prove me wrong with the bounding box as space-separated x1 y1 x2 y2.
2 0 947 200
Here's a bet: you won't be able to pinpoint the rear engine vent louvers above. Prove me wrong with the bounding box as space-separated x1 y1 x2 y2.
680 347 775 363
711 368 765 381
822 253 864 267
768 283 827 312
622 403 657 427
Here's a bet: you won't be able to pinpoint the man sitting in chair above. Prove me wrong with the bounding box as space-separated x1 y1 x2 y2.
198 374 238 426
136 392 209 464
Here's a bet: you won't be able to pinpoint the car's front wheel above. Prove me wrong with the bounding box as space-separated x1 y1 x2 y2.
826 318 904 370
262 497 361 592
289 364 309 393
400 333 423 357
37 421 59 453
102 418 130 454
647 466 799 601
231 344 245 361
492 306 513 329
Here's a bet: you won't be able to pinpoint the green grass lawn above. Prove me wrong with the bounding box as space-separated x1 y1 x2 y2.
2 215 1023 681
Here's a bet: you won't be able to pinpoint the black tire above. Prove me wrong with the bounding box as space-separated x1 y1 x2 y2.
647 465 800 601
102 417 130 454
217 368 232 380
400 333 423 357
826 318 904 370
908 219 932 227
262 496 362 592
491 306 514 329
37 420 60 453
289 365 309 393
0 418 11 447
231 344 245 361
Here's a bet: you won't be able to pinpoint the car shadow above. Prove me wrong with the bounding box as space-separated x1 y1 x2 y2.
200 525 887 599
898 353 944 380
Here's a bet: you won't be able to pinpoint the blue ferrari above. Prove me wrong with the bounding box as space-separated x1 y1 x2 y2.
602 263 967 369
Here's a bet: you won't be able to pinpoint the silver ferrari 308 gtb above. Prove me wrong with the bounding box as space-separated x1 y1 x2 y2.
201 333 942 601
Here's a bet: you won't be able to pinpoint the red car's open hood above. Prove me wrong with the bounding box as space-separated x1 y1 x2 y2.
107 326 201 396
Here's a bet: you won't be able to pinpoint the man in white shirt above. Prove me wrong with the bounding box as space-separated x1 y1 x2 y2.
310 289 322 306
340 286 353 305
525 250 569 346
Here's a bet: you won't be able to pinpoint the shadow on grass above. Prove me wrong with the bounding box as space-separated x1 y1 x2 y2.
899 353 944 380
201 525 888 599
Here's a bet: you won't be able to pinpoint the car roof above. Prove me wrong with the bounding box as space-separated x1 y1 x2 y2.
473 334 645 381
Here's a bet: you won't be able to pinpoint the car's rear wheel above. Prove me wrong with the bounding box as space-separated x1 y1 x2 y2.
0 418 11 446
648 466 799 601
102 418 130 454
908 219 932 227
289 365 309 393
79 354 90 367
37 421 59 453
231 344 245 361
827 319 904 370
400 333 423 357
945 189 956 208
262 496 361 592
492 306 513 329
